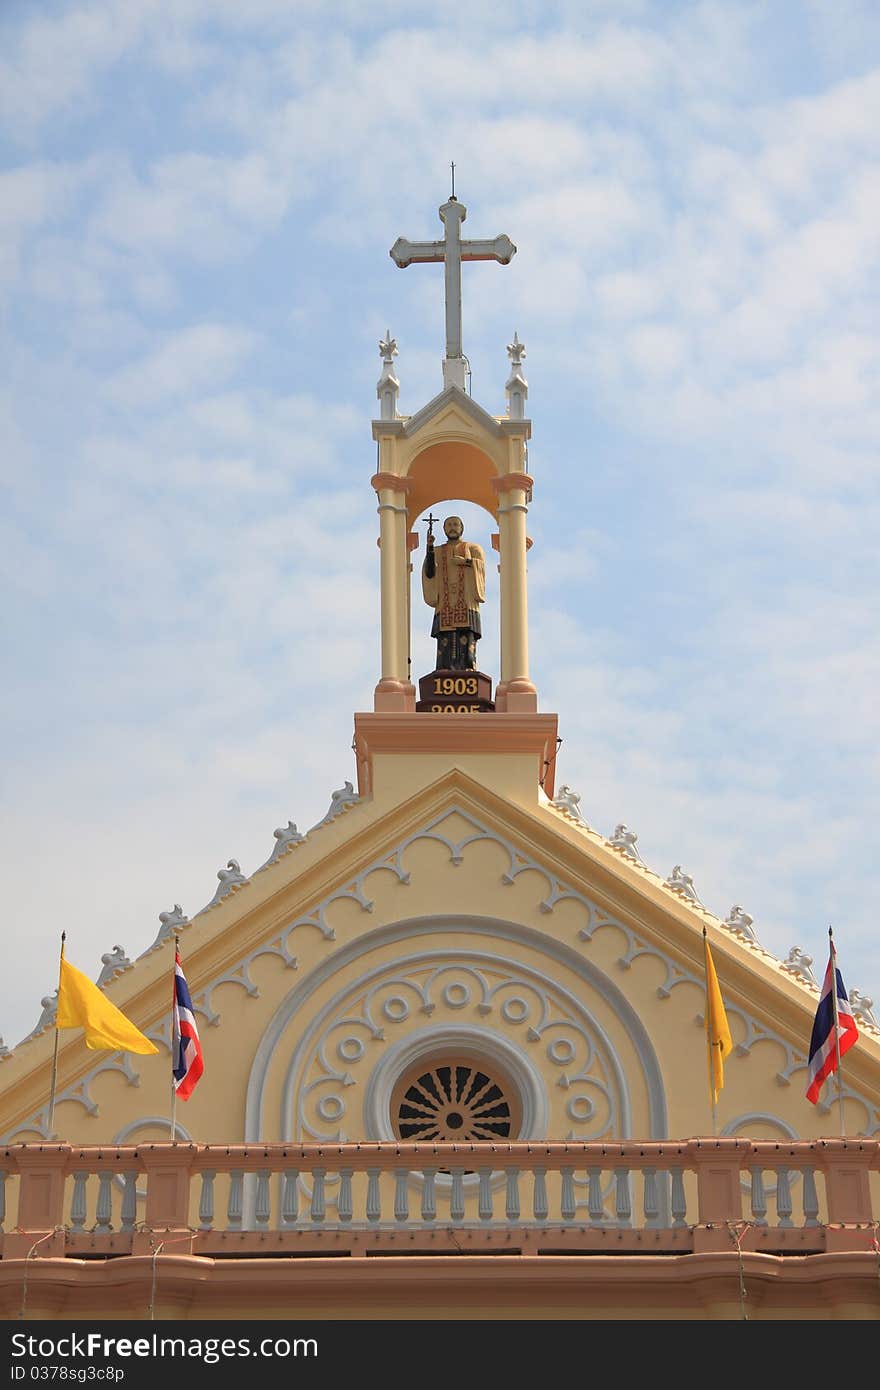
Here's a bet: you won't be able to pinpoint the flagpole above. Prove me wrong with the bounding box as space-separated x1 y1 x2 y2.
704 929 718 1136
46 931 66 1138
828 926 846 1138
170 935 178 1142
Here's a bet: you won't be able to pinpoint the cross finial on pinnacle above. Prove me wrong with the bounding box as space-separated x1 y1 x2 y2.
390 198 517 391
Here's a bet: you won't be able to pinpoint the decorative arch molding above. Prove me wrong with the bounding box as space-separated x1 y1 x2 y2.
244 916 666 1147
363 1024 550 1141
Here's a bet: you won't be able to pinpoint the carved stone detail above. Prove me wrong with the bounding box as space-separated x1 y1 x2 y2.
1 1054 142 1143
722 905 757 943
139 904 191 958
204 859 249 910
259 821 305 871
551 785 589 825
26 992 58 1040
849 988 878 1030
781 947 817 989
311 781 360 831
607 824 645 864
96 945 133 989
664 865 703 906
292 954 618 1147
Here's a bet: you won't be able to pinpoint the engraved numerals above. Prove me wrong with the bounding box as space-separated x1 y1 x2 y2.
433 676 478 696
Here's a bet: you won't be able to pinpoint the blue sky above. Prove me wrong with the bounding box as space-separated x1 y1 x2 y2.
2 0 879 1056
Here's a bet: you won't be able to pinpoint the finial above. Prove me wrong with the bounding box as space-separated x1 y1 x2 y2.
450 161 455 198
379 330 398 365
507 332 526 367
376 330 400 421
390 201 516 391
505 331 528 420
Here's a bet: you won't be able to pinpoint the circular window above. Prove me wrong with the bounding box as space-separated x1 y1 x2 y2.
363 1025 548 1142
391 1053 522 1141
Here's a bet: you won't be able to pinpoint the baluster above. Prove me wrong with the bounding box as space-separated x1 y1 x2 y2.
95 1172 113 1231
749 1166 767 1226
421 1168 437 1222
613 1166 632 1227
70 1172 88 1232
450 1167 465 1222
255 1169 271 1227
227 1170 244 1229
199 1171 216 1230
670 1167 687 1227
478 1168 493 1221
587 1167 604 1224
505 1168 520 1221
121 1172 138 1231
281 1170 299 1227
311 1168 326 1223
394 1169 409 1223
366 1168 381 1223
776 1167 793 1227
0 1170 5 1229
532 1167 548 1222
560 1166 575 1221
802 1167 819 1228
642 1167 659 1228
338 1169 353 1223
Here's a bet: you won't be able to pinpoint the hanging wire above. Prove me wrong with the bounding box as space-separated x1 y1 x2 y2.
727 1220 752 1320
19 1227 63 1320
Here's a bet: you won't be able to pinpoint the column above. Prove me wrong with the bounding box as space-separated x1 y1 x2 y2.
493 472 537 713
371 471 415 711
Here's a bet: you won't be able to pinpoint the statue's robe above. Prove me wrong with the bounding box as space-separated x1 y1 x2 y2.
422 540 486 670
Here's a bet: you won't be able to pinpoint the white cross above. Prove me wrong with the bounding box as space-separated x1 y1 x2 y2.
390 198 516 389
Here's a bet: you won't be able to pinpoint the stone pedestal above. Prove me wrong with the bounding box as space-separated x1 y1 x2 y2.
416 669 494 713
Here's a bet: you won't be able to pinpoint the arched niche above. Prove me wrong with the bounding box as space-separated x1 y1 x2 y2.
406 441 498 530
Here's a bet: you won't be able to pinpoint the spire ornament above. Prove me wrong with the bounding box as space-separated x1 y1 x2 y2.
390 198 516 390
376 330 400 421
505 332 528 419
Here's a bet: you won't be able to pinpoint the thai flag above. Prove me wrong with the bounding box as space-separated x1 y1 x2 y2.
805 934 858 1104
172 948 204 1100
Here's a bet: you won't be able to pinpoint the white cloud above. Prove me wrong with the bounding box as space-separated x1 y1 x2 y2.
2 0 879 1061
106 323 259 406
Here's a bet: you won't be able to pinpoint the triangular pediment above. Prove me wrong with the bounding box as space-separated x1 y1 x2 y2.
400 385 505 441
3 766 879 1146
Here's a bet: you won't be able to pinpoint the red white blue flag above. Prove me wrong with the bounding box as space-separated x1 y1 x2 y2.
172 947 204 1100
805 933 858 1104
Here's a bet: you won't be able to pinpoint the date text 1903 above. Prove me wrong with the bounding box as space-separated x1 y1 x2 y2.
416 669 494 713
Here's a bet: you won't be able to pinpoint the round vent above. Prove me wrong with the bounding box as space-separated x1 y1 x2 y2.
391 1056 521 1142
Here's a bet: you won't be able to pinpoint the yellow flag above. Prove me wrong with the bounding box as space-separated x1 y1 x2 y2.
56 953 159 1055
703 928 733 1103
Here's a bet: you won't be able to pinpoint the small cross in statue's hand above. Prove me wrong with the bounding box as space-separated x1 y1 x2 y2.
425 512 439 547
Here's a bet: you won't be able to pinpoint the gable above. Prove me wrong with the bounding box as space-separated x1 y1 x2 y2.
3 770 878 1149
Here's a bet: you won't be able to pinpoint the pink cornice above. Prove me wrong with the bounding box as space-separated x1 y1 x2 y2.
491 473 534 495
371 472 412 494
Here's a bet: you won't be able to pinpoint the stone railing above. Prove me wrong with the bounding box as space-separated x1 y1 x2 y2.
1 1139 878 1260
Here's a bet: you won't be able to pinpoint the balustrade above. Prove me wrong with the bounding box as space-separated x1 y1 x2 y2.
1 1140 877 1260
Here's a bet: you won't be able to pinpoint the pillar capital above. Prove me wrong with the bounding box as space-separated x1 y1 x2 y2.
492 473 534 496
371 472 412 495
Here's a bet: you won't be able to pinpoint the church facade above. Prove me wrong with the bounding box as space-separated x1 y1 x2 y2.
1 198 879 1322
